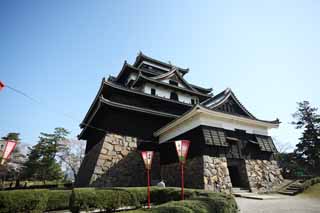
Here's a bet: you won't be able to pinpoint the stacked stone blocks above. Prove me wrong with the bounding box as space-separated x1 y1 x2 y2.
77 133 283 193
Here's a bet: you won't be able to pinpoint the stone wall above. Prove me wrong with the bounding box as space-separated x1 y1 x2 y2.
76 133 159 187
161 156 232 192
76 134 283 193
160 156 204 189
203 156 232 193
245 160 283 192
75 138 104 187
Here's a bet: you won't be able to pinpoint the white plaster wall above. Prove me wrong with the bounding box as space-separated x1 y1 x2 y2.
143 83 198 104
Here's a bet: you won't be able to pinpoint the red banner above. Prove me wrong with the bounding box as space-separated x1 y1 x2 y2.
1 140 17 164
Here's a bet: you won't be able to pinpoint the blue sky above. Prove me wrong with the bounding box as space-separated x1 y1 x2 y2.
0 0 319 150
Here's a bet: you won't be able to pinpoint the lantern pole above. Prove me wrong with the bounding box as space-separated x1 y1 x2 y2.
181 162 184 200
147 168 151 208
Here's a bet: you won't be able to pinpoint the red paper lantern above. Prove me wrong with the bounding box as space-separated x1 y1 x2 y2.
174 140 190 164
174 140 191 200
141 151 154 170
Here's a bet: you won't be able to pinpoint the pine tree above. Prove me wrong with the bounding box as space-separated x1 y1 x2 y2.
22 128 69 183
292 101 320 175
1 132 20 141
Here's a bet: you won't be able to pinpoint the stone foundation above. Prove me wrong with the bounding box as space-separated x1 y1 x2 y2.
203 156 232 193
160 157 282 193
76 137 104 187
160 156 204 189
160 156 232 192
245 160 283 192
77 134 283 192
76 133 159 187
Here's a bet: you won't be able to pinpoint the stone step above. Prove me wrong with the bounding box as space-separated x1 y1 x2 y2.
287 186 302 190
289 184 302 187
232 187 250 193
234 192 284 200
278 190 299 196
277 179 305 196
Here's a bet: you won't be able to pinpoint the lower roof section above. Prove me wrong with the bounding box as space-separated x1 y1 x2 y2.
154 105 279 143
79 97 176 141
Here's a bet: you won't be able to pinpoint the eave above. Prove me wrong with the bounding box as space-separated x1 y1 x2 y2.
100 97 179 118
189 83 213 94
79 79 193 130
154 105 280 143
78 96 179 139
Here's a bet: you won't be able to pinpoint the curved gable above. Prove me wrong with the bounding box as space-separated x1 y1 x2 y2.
203 88 255 119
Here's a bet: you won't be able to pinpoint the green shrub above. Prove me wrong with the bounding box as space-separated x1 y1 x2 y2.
0 187 238 213
0 189 49 213
69 188 97 213
70 187 238 213
70 188 141 213
123 187 148 206
302 177 320 191
46 190 72 211
124 194 238 213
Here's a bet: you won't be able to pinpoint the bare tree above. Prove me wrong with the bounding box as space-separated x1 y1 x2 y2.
57 139 85 181
272 137 293 153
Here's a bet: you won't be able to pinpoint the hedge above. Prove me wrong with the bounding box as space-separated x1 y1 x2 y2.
0 189 71 213
69 188 140 212
153 196 237 213
46 190 72 211
124 193 237 213
70 187 238 213
0 187 238 213
0 189 48 213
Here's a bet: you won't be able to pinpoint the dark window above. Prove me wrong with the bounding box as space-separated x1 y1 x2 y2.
191 99 195 105
170 92 179 101
151 88 156 95
169 80 178 86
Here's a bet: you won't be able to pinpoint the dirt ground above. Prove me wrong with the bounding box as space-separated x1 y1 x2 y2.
236 196 320 213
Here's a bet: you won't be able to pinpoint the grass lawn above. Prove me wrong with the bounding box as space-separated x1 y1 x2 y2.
300 183 320 199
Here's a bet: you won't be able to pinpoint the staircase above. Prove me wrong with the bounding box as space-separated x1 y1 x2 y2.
278 179 304 196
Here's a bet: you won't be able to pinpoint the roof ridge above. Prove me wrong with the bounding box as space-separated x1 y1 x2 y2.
134 52 189 72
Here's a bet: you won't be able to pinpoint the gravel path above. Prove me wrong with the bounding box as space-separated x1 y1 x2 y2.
236 195 320 213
